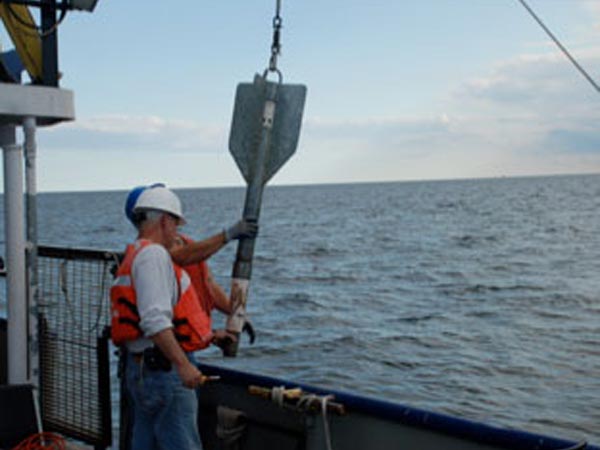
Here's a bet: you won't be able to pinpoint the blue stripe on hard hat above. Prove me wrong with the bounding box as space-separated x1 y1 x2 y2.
125 183 166 224
125 186 147 224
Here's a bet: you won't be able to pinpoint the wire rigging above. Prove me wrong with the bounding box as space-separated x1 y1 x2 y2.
516 0 600 95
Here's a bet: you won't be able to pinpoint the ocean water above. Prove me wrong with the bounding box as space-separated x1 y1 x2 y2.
1 174 600 443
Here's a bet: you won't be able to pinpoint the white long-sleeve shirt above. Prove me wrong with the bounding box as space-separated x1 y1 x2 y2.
126 242 178 353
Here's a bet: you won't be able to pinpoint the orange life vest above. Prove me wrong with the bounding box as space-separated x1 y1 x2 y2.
110 240 212 352
179 234 215 319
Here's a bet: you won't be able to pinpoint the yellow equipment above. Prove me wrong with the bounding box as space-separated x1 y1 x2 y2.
0 3 43 83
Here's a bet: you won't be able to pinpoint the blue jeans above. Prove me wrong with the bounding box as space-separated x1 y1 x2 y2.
126 353 203 450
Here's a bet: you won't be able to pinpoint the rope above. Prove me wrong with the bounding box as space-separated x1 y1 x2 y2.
253 385 338 450
297 393 335 450
558 440 588 450
320 395 334 450
11 432 66 450
516 0 600 94
271 385 286 406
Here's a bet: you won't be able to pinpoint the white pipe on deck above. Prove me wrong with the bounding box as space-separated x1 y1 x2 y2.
1 125 28 384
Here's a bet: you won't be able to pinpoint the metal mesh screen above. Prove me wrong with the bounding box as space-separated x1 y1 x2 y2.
37 245 119 448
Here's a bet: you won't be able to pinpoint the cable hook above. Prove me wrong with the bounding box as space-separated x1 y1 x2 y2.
265 0 283 83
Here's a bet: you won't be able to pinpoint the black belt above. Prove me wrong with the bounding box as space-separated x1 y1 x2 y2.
131 347 172 372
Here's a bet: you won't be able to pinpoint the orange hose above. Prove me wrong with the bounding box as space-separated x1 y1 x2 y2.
11 432 66 450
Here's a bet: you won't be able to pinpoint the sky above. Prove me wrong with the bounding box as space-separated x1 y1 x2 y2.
3 0 600 192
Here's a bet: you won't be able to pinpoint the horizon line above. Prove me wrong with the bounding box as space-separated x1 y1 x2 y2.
9 171 599 195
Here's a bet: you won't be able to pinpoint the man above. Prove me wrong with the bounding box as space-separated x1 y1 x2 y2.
124 184 257 348
110 185 253 450
125 184 255 269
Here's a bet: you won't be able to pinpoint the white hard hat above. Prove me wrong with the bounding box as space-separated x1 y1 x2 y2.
133 185 186 224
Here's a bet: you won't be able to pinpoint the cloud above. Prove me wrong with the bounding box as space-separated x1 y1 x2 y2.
457 49 600 111
301 28 600 182
455 0 600 112
42 115 228 153
31 10 600 192
34 93 600 191
40 112 460 162
449 33 600 161
583 0 600 23
304 115 455 152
